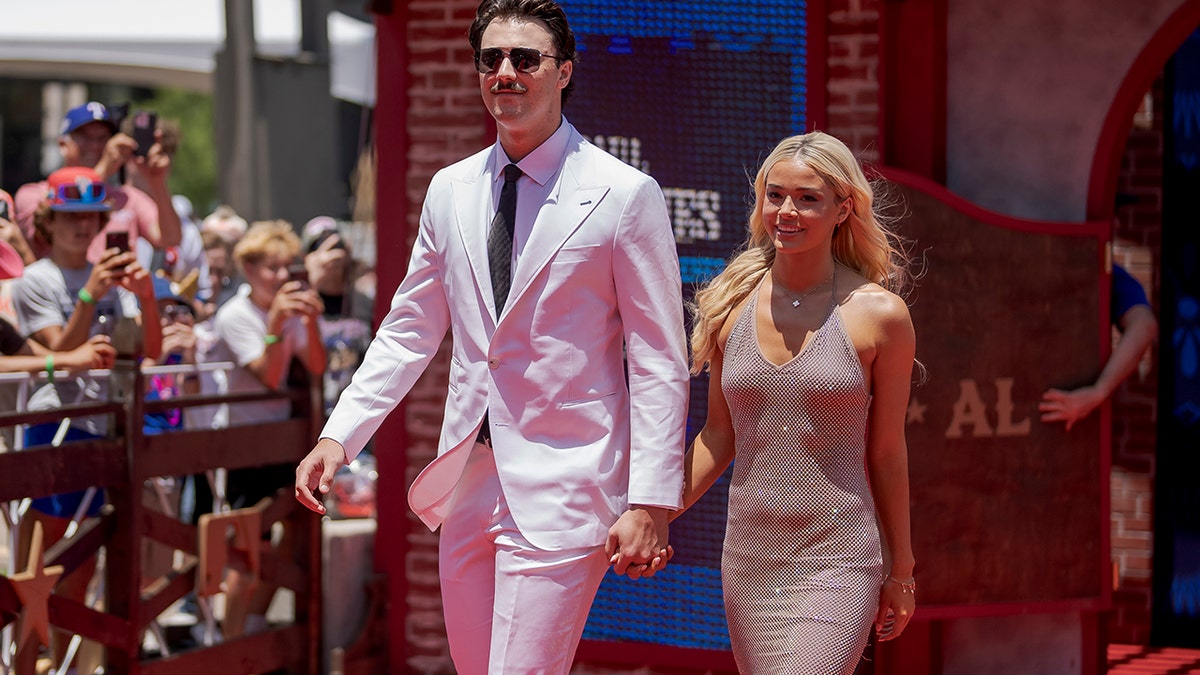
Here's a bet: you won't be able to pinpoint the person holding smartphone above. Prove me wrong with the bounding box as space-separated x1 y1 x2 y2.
10 165 162 673
207 219 325 637
11 101 181 262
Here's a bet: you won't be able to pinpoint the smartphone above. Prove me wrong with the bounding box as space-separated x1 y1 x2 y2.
105 230 130 253
288 264 310 290
0 198 10 221
131 110 158 158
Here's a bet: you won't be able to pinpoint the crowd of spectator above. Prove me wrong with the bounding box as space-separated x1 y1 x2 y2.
0 100 376 669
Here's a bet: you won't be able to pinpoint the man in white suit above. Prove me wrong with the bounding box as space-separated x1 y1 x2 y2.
294 0 689 672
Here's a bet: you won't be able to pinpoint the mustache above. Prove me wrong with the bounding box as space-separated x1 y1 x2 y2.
491 82 527 94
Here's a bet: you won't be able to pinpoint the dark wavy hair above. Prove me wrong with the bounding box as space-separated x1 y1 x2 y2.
468 0 577 106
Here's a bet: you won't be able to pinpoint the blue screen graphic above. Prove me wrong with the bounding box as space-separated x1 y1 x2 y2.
559 0 810 654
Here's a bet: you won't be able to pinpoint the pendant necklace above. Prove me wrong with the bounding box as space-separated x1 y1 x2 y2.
775 266 836 308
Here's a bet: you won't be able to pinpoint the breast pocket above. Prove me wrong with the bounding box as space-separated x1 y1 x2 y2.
552 245 601 264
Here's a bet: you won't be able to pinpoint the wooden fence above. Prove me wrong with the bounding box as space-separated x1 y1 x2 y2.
0 358 323 674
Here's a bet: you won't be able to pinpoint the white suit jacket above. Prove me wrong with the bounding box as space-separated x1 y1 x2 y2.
321 121 689 551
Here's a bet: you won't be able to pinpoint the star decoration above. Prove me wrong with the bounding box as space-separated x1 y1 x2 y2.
906 397 928 425
197 506 264 597
10 521 64 649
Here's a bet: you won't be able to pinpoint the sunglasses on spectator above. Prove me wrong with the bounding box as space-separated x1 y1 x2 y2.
474 47 564 74
54 182 107 204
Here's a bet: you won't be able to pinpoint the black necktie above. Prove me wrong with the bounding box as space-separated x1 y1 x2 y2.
488 163 522 313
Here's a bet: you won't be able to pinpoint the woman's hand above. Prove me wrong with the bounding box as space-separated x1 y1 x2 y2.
874 575 916 642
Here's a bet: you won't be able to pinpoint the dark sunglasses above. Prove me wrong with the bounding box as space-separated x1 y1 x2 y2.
474 47 563 74
54 182 107 204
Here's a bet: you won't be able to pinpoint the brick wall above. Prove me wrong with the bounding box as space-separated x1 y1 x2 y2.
1108 76 1163 646
826 0 883 160
404 1 488 673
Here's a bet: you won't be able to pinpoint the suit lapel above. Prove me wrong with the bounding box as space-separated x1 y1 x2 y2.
506 178 608 313
450 170 499 321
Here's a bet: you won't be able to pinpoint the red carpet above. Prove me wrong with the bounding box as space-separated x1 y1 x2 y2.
1108 644 1200 674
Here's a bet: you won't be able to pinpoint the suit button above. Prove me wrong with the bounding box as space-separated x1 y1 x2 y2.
488 358 499 370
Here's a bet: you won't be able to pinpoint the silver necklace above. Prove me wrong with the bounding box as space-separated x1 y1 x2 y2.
774 267 835 308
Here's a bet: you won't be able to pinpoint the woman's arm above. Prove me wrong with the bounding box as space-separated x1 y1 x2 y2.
864 292 917 640
675 322 737 520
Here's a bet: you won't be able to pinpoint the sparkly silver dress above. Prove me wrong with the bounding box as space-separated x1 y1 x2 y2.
720 282 883 674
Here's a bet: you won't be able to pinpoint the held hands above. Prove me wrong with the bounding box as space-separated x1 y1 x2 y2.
605 505 672 580
295 438 349 514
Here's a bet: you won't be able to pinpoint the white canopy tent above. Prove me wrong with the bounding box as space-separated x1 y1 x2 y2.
0 0 376 106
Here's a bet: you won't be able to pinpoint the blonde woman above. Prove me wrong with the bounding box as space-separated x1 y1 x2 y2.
681 131 917 674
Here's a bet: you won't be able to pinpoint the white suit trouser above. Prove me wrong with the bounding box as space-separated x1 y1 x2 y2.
439 442 610 675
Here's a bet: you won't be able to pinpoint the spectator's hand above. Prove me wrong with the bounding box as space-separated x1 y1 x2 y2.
268 282 324 328
159 321 196 363
295 438 349 514
605 506 671 579
58 335 117 373
94 132 136 180
0 217 35 265
305 234 349 295
133 129 172 187
113 257 155 303
1039 386 1103 431
86 249 138 301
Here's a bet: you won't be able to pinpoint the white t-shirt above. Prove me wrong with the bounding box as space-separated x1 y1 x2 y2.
208 292 308 428
11 258 140 434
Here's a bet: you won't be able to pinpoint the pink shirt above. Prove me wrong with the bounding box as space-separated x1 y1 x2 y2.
14 179 158 262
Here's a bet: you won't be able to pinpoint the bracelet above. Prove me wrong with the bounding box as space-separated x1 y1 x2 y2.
885 574 917 594
45 355 55 383
263 334 280 345
78 288 96 305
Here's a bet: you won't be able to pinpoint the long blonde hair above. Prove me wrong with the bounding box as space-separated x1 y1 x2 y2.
689 131 910 374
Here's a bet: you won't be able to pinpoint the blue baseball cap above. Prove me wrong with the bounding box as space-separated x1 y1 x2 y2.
60 102 118 137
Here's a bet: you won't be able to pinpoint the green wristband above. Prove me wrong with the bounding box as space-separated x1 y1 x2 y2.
77 287 96 305
263 334 280 345
45 354 55 383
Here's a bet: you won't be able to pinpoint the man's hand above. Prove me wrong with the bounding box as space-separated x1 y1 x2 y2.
604 505 671 580
295 438 349 514
94 133 136 180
